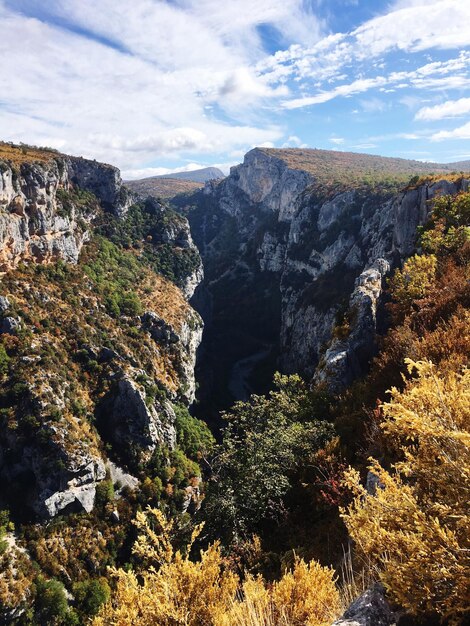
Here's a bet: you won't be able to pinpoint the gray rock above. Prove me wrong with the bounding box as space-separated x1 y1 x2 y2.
0 295 11 313
66 156 134 217
333 584 394 626
0 316 20 334
142 311 180 344
366 470 383 496
105 374 176 463
0 152 136 272
190 147 470 392
314 258 390 391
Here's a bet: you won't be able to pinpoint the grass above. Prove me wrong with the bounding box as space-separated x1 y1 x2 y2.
0 141 61 166
257 147 470 190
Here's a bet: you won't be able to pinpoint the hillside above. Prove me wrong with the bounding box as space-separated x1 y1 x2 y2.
258 147 467 188
0 142 468 626
125 167 225 201
125 176 204 199
155 166 225 182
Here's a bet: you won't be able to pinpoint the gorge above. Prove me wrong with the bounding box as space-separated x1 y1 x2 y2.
0 141 469 625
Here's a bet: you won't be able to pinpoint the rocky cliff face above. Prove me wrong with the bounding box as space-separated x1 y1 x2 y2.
0 145 204 520
0 152 132 272
188 148 465 402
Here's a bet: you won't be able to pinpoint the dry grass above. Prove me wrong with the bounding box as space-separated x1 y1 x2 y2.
126 177 203 199
338 547 377 611
258 147 468 188
0 142 60 166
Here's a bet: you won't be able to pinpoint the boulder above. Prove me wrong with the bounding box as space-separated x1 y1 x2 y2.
333 584 394 626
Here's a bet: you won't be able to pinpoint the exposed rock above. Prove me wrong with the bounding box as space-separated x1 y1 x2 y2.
142 311 180 344
66 156 134 217
107 460 139 493
0 315 20 334
182 479 202 515
0 152 135 272
0 428 106 519
333 584 394 626
314 259 390 391
142 308 203 405
176 313 204 404
0 295 11 313
189 147 470 395
0 159 93 270
104 373 177 464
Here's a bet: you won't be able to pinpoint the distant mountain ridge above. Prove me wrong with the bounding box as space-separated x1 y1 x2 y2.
155 166 225 183
125 166 225 200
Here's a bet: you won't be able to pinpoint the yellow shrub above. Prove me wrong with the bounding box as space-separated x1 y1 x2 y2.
271 558 341 626
94 508 237 626
389 254 437 306
343 360 470 622
95 508 341 626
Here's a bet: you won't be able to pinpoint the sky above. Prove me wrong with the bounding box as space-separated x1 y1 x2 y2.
1 0 470 179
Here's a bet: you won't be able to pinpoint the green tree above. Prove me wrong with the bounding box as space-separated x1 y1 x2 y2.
204 374 334 542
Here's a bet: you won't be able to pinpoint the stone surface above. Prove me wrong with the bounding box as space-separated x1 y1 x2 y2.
66 156 134 217
333 584 394 626
0 154 135 272
104 373 177 463
189 148 470 393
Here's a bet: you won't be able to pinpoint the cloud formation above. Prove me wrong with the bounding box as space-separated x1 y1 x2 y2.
1 0 470 173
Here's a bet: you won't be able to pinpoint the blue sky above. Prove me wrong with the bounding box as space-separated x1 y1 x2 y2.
1 0 470 178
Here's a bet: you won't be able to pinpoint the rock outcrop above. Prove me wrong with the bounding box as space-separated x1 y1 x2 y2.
66 155 133 217
103 373 177 464
332 584 394 626
188 148 468 400
0 152 133 272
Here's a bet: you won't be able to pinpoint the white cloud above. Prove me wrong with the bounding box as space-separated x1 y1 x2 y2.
330 136 345 145
283 76 388 109
0 0 308 168
432 122 470 141
415 97 470 121
359 97 387 113
352 1 470 56
1 0 470 169
281 135 308 148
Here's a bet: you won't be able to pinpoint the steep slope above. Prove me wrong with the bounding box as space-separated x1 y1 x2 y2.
125 167 225 201
155 167 224 182
0 144 204 520
187 147 469 416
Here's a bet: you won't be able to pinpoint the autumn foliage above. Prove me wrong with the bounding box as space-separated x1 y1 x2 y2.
94 508 341 626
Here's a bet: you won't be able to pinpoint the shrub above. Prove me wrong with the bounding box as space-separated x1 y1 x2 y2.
73 578 110 617
0 344 10 377
94 508 341 626
342 360 470 622
174 403 215 461
33 576 69 625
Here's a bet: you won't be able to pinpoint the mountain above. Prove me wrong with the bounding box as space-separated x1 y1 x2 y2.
125 176 204 199
0 142 205 521
125 167 225 200
0 142 468 625
155 166 225 182
186 147 469 419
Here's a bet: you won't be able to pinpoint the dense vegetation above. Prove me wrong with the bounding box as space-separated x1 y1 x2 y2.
94 189 470 625
96 200 201 291
0 191 211 623
0 153 468 625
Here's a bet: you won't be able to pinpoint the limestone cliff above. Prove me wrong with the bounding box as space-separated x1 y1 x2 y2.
0 147 132 271
0 144 203 519
187 147 464 404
